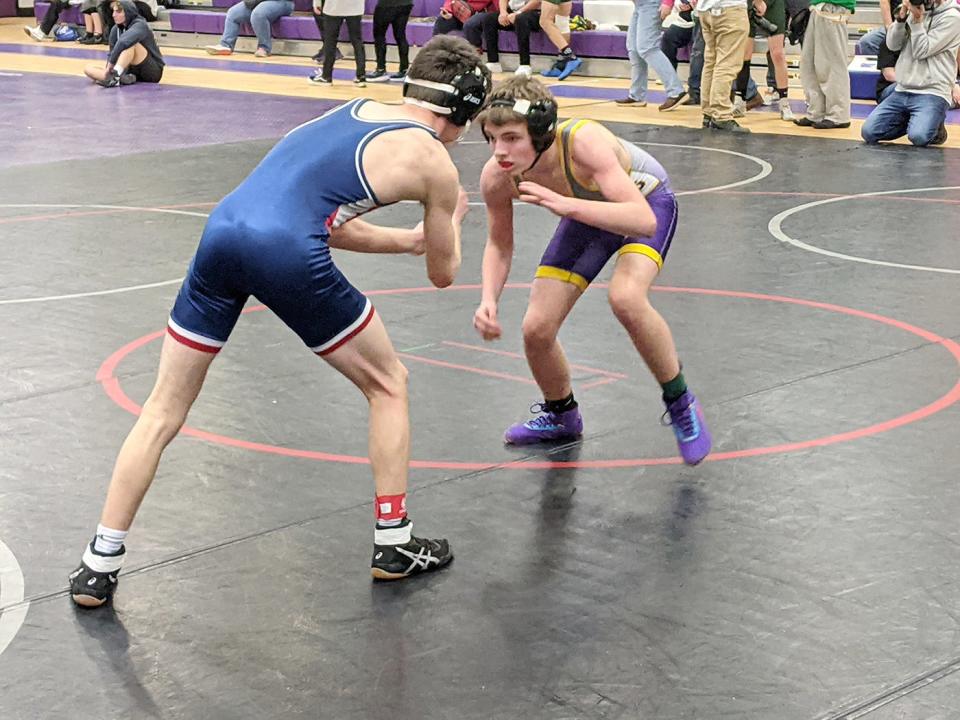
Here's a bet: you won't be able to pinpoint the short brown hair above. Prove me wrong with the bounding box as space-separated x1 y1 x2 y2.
476 76 555 133
405 35 490 109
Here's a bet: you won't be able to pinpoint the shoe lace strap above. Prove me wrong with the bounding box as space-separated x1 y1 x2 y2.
526 402 559 429
661 401 696 436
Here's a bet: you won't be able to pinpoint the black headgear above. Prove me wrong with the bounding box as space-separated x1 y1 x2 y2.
403 66 492 127
484 96 558 152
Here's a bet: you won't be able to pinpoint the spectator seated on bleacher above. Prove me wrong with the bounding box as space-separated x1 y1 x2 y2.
857 0 893 54
473 0 543 74
96 0 158 31
24 0 105 43
204 0 294 57
432 0 496 40
874 23 898 102
83 0 165 86
861 0 960 147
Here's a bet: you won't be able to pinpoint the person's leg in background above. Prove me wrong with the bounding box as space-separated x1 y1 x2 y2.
684 18 704 104
344 14 367 83
249 0 295 56
370 3 391 79
513 9 541 74
860 89 909 143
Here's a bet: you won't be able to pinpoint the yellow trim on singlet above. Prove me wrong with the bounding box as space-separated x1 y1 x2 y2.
618 243 663 269
535 265 590 291
557 118 646 203
556 119 607 200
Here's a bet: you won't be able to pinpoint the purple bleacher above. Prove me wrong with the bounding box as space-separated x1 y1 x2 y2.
34 1 84 25
167 7 627 56
190 0 579 19
409 0 585 15
0 0 17 17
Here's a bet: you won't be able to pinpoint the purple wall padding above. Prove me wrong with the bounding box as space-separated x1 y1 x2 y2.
35 1 84 24
0 0 17 17
850 68 879 100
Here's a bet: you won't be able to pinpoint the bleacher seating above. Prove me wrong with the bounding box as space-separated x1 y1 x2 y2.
34 0 885 91
156 0 639 60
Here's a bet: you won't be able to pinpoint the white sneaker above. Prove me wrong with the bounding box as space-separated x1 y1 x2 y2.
778 97 795 121
514 64 532 76
732 96 746 118
204 44 233 55
485 62 503 74
762 90 778 106
23 25 46 41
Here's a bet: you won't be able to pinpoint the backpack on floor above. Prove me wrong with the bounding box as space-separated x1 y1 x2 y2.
54 24 80 41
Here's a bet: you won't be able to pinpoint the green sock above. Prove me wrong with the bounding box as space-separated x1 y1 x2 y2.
661 372 687 402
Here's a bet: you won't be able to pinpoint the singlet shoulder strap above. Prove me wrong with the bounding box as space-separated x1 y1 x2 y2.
557 119 604 201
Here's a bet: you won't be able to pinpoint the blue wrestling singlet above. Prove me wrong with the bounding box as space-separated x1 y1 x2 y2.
168 98 438 355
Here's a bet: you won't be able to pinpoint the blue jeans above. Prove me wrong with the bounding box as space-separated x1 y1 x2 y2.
857 27 886 56
861 90 949 146
221 0 294 53
627 0 685 100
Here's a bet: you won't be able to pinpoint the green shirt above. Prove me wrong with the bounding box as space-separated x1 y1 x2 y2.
810 0 855 12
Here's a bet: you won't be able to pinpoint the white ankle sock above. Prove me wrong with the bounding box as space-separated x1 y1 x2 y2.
93 524 127 554
114 64 125 76
375 521 412 546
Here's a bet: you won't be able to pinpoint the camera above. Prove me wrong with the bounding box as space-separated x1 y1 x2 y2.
750 7 780 34
908 0 934 9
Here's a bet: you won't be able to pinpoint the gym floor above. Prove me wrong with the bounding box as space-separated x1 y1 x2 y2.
2 19 960 720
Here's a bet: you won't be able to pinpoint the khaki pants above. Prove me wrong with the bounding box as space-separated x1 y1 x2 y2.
700 5 749 122
799 4 851 123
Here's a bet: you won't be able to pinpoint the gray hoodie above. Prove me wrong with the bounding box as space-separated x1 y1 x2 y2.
886 0 960 104
107 0 165 68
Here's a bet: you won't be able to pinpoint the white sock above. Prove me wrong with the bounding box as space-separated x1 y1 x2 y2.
93 524 127 555
114 64 125 76
375 521 412 546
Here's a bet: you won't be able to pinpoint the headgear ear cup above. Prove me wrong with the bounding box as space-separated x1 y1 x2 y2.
447 67 492 126
403 66 492 127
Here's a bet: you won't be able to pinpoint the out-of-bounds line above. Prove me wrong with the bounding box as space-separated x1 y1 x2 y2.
640 143 773 195
816 656 960 720
768 186 960 275
0 203 208 305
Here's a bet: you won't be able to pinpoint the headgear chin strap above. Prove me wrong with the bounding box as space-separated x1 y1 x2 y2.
484 96 558 153
403 68 491 127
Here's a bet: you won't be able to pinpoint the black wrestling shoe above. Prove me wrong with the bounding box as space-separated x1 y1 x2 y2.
97 69 120 87
69 541 125 607
371 522 452 580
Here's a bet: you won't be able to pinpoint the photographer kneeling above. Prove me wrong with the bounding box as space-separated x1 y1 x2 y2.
861 0 960 146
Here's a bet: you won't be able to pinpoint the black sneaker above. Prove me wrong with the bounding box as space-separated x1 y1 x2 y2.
388 70 406 82
69 541 125 607
119 73 137 85
78 32 103 45
371 530 453 580
97 69 120 88
711 118 751 133
308 70 332 85
367 68 389 82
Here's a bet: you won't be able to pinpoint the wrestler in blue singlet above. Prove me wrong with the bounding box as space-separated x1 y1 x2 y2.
168 98 437 355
